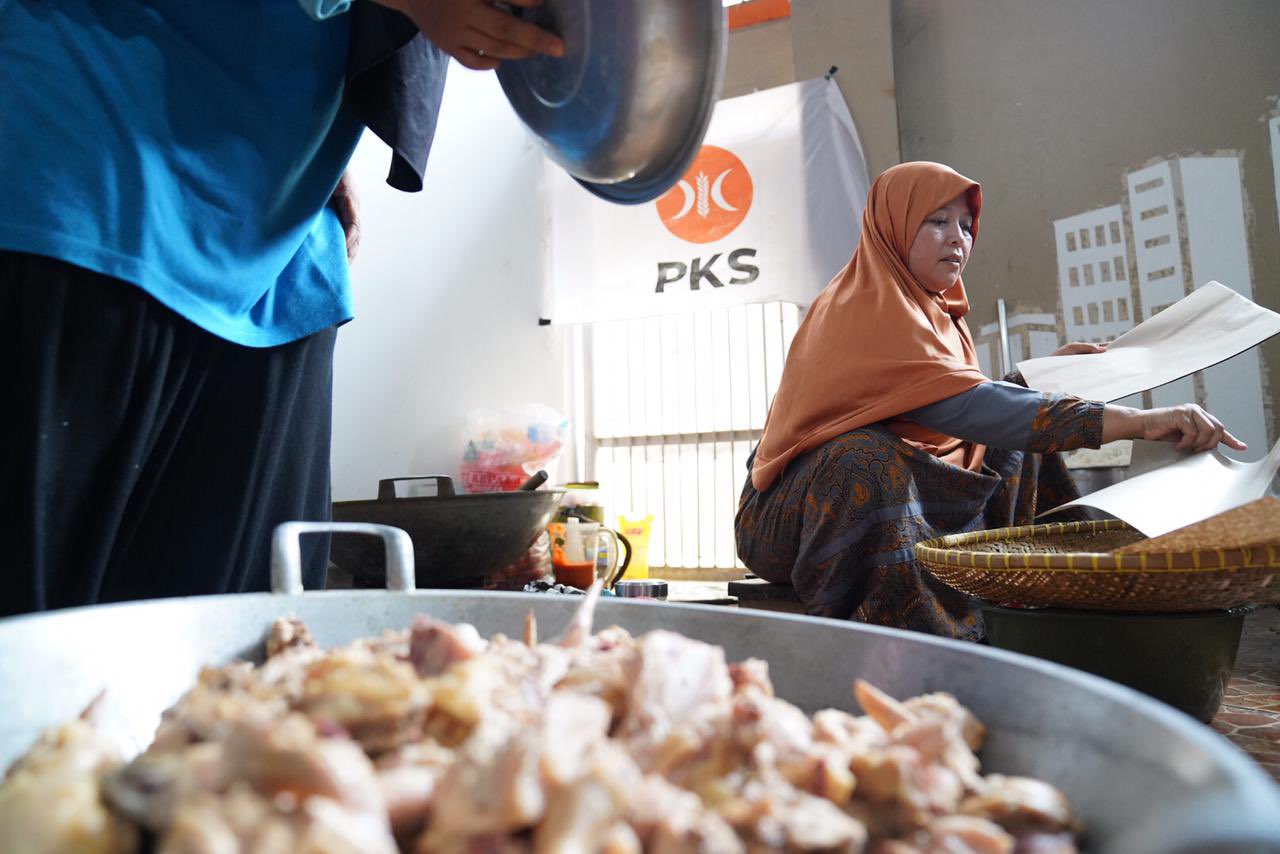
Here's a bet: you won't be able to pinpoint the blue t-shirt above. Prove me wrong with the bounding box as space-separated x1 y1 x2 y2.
0 0 365 347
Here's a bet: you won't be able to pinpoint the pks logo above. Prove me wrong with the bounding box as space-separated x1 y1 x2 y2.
656 146 754 244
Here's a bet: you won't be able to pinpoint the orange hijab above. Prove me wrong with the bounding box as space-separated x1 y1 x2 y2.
750 162 991 492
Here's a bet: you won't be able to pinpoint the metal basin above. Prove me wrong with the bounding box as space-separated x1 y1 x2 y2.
497 0 725 203
980 603 1248 722
1 524 1278 852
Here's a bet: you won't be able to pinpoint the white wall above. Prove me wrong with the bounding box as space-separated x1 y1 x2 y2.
331 66 566 500
1271 115 1280 237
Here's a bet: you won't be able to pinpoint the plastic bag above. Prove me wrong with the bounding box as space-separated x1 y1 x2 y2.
459 404 568 493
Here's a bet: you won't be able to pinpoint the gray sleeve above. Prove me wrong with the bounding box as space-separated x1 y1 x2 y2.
903 381 1045 450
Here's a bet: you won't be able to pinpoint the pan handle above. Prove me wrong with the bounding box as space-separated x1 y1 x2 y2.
377 476 456 500
271 522 416 594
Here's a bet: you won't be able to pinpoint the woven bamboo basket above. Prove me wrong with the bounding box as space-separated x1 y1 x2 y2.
914 519 1280 612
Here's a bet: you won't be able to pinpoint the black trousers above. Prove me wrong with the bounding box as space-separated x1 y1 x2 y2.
2 252 334 616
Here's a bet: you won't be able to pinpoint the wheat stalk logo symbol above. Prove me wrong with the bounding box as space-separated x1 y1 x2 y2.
696 172 711 218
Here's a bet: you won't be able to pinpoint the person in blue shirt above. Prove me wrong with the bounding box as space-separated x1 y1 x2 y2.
0 0 563 615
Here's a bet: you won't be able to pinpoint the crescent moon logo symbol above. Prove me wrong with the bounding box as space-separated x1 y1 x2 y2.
710 170 736 212
670 180 695 221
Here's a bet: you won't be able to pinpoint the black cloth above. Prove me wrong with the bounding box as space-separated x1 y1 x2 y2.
344 4 450 193
2 252 334 616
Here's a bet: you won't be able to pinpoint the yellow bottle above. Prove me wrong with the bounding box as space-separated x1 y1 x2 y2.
617 514 653 580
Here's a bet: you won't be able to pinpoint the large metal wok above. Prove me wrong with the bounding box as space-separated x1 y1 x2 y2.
331 476 563 587
2 522 1279 853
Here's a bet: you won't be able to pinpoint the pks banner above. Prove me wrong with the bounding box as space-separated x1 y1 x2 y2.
542 77 870 324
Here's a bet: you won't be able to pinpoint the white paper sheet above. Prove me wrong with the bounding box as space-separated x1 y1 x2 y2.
1016 282 1280 402
1041 438 1280 537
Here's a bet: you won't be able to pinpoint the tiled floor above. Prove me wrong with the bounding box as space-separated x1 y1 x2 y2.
1212 605 1280 783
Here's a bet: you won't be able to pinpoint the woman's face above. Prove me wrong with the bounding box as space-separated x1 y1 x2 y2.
907 193 974 294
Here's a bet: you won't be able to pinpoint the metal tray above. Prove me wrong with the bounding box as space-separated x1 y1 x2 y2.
1 523 1278 852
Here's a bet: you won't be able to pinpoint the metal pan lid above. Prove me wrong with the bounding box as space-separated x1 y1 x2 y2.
496 0 726 205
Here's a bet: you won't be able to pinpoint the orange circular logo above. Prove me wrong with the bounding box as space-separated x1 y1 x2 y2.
656 145 754 244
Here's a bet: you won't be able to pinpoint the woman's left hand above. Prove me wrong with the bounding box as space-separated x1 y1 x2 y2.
1051 341 1107 357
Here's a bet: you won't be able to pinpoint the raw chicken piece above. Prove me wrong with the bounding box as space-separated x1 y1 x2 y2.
725 690 858 806
728 658 774 697
428 637 572 738
158 780 396 854
156 715 398 854
959 775 1076 836
641 700 739 795
348 628 412 660
891 717 982 794
374 741 457 839
813 708 891 757
616 631 734 769
918 815 1015 853
0 715 138 854
415 833 531 854
902 693 986 753
870 843 920 854
854 682 985 800
296 648 429 754
417 723 545 845
532 744 635 854
102 741 228 832
539 694 616 786
408 615 486 678
151 664 289 750
536 740 749 854
423 693 614 846
554 627 642 721
266 616 316 657
717 780 868 852
868 816 1015 854
732 691 814 761
856 680 917 732
625 773 745 854
556 580 604 647
1010 832 1079 853
774 793 869 851
223 714 386 814
148 628 331 753
849 744 965 832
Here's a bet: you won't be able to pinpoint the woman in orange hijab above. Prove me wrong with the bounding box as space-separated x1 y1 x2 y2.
735 162 1244 638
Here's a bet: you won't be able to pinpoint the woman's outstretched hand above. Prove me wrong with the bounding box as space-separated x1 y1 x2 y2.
1051 341 1108 357
1102 402 1247 452
1141 404 1247 453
